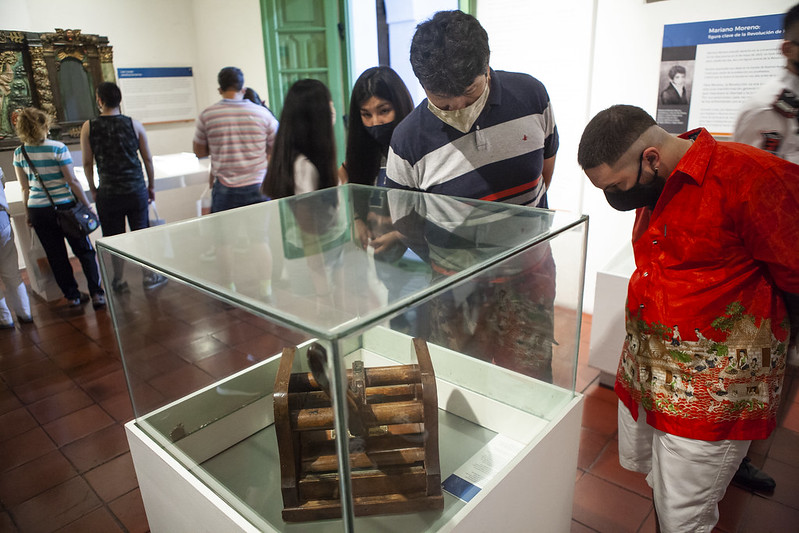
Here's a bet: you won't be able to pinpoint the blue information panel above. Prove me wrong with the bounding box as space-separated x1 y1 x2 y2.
656 14 785 136
116 67 197 124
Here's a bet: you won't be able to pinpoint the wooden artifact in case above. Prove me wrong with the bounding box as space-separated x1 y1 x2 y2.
273 338 443 522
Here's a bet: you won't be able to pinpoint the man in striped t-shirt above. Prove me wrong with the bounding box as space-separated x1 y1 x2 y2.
193 66 278 212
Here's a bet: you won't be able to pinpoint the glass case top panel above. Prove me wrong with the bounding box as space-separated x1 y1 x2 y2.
97 185 586 338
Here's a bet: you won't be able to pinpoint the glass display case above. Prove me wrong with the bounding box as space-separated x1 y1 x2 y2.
98 185 588 533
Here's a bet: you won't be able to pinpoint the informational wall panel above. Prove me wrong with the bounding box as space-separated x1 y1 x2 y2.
656 14 785 135
117 67 198 124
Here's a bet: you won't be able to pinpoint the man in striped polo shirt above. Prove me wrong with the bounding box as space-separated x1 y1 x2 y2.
384 11 559 381
385 10 558 208
193 66 278 212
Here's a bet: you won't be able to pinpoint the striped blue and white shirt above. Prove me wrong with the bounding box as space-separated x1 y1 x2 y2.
13 140 74 207
385 70 558 208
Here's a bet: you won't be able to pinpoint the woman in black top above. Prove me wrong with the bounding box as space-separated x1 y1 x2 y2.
79 82 166 292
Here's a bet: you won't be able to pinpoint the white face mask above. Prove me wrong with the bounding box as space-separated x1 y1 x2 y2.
427 80 490 134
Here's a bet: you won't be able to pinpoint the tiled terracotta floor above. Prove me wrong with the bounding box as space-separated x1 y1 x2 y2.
1 283 798 532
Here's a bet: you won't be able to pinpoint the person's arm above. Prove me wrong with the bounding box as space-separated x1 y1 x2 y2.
79 121 97 201
61 163 93 207
133 119 156 201
14 166 32 226
193 140 209 159
542 154 556 190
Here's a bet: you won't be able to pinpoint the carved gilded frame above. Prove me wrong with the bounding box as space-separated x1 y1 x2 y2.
0 28 114 150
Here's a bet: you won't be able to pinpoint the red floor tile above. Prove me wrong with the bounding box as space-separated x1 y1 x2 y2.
99 391 135 423
769 427 799 467
0 449 77 507
589 439 651 498
577 427 612 471
572 473 652 533
54 507 124 533
0 407 38 442
9 477 101 532
42 405 115 447
738 495 799 532
0 427 57 472
108 488 149 533
580 393 619 437
82 369 129 403
83 452 138 503
762 457 799 510
0 388 22 416
60 424 129 473
716 485 753 533
13 372 75 404
27 387 94 425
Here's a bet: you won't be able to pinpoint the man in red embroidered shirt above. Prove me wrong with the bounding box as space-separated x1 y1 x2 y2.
578 105 799 533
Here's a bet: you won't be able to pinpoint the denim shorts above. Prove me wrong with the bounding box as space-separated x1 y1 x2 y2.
211 181 267 213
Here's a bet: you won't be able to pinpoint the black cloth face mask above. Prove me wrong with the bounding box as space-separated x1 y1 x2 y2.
604 154 665 211
364 120 397 147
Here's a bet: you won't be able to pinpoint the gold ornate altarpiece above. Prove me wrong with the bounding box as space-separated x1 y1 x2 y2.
0 28 114 150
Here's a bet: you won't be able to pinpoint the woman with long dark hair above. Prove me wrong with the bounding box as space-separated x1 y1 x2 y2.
340 67 414 186
262 79 337 199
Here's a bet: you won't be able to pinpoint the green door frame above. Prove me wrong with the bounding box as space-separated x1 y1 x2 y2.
259 0 474 165
260 0 350 164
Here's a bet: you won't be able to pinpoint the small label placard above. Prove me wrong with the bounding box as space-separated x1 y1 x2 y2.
442 435 525 503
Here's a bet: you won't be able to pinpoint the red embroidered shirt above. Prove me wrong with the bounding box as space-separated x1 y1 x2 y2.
615 128 799 441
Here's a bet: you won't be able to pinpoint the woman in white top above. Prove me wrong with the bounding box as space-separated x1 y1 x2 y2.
262 79 337 199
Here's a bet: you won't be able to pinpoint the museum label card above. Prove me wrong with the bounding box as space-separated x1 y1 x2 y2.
442 435 525 503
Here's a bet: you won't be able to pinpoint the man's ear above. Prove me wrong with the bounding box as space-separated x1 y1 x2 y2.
642 147 661 171
782 40 793 58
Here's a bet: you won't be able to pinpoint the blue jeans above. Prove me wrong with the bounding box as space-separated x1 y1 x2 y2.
211 181 266 213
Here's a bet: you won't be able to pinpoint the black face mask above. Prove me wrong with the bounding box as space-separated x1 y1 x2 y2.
364 120 397 147
604 154 665 211
604 178 665 211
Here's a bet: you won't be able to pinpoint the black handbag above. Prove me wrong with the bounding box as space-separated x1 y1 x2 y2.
21 145 99 240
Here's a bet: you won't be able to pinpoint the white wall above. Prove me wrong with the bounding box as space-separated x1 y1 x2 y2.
0 0 267 157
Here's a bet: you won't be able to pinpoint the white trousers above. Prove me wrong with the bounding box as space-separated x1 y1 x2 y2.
617 400 749 533
0 215 31 324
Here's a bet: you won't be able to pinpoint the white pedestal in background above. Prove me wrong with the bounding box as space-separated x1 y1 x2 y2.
5 153 209 301
588 242 635 386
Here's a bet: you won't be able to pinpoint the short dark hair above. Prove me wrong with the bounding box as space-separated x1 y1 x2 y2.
218 67 244 92
785 3 799 37
243 87 262 106
577 105 656 169
410 10 489 96
96 82 122 108
345 66 414 185
667 65 686 80
263 79 336 199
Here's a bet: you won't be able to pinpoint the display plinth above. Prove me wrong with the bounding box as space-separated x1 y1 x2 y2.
100 185 588 532
125 327 583 532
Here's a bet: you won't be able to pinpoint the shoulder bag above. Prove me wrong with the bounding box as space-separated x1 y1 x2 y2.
21 145 99 240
